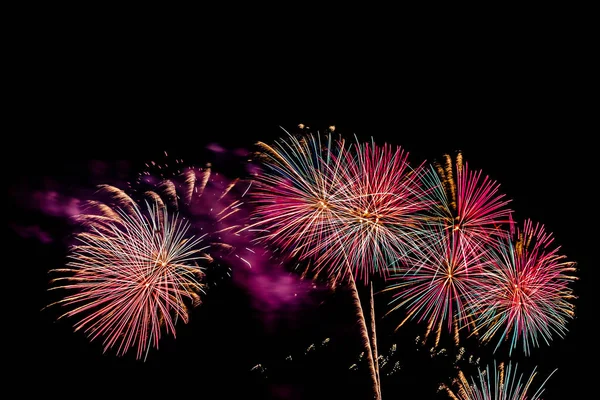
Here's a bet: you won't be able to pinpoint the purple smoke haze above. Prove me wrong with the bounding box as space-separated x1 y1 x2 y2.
9 159 134 245
206 143 226 153
31 190 82 218
9 188 82 245
165 147 324 325
130 145 326 328
11 224 53 243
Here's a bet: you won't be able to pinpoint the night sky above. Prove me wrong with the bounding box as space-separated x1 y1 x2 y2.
12 63 592 399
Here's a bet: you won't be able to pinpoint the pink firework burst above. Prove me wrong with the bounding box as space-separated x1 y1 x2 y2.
470 219 577 356
48 187 207 360
385 226 489 347
249 131 428 284
422 152 514 251
312 138 429 283
248 132 347 271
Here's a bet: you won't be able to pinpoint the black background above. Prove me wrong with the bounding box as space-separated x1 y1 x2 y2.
9 28 593 399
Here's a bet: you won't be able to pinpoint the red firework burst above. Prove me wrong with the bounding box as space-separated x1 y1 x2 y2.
469 219 577 356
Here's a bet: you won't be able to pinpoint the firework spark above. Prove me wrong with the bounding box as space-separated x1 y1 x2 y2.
440 361 557 400
385 226 489 347
248 131 348 277
248 130 428 284
470 219 577 356
48 192 207 360
422 152 513 251
315 138 429 283
134 161 246 243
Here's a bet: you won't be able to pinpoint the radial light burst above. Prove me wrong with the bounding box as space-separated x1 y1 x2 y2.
48 188 207 360
440 361 557 400
249 131 348 276
249 130 428 284
316 138 429 283
470 219 577 356
385 226 489 347
422 151 514 251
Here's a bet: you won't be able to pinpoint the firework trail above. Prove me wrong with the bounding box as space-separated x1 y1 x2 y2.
440 361 557 400
348 271 380 399
47 187 207 360
370 282 381 396
421 151 513 251
469 219 577 356
247 128 382 396
245 126 428 399
384 226 489 348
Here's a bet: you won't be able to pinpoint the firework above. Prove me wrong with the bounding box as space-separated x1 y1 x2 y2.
385 226 489 347
48 188 207 360
315 138 429 283
247 129 429 400
470 219 577 356
248 131 348 277
249 131 428 284
422 152 513 251
440 361 557 400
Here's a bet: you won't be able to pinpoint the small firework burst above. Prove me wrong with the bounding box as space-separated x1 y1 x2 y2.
440 361 557 400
